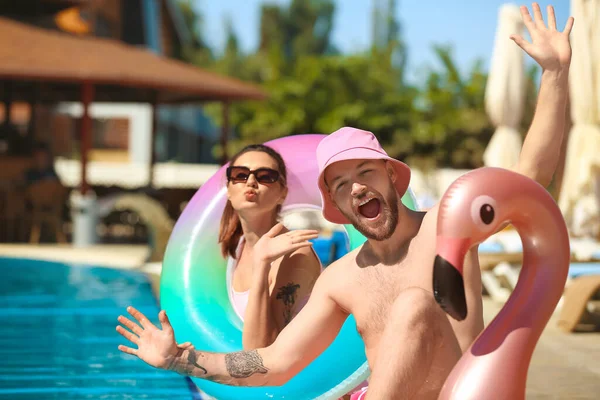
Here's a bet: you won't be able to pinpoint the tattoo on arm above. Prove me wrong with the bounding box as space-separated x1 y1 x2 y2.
168 349 208 376
186 350 208 374
225 349 269 378
276 282 300 325
167 349 208 376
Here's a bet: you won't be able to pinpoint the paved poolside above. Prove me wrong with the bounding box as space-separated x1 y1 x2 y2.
1 244 598 399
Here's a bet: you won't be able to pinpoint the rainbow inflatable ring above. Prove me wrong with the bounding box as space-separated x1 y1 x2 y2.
160 134 418 399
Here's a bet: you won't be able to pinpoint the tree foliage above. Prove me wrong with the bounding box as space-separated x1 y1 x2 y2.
177 0 539 169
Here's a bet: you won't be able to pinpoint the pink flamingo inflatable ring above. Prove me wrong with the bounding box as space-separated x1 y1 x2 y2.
433 167 570 399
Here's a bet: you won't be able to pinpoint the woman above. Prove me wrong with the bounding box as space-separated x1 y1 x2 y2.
218 144 322 349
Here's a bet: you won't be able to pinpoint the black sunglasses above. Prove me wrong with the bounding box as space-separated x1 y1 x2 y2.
226 166 280 184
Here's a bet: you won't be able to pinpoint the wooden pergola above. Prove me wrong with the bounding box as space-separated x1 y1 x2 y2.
0 17 266 195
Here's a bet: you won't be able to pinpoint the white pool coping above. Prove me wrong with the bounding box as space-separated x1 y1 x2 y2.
0 244 152 270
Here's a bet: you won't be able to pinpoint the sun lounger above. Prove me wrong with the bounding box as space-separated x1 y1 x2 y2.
476 228 600 331
482 230 600 261
492 260 600 332
557 274 600 332
478 241 523 302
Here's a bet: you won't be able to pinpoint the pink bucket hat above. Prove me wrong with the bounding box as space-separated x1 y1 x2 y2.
317 127 411 224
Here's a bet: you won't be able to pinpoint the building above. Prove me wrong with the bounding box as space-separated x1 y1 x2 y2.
2 0 221 166
0 1 263 245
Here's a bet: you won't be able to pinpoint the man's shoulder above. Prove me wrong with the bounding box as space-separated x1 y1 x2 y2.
318 246 359 276
420 203 440 228
310 251 357 312
334 245 361 264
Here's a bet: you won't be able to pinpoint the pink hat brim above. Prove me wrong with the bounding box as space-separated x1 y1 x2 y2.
317 148 411 225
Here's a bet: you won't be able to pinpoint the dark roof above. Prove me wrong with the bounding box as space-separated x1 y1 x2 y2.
0 17 266 103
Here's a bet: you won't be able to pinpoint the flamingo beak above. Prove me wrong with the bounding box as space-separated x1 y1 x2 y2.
433 237 470 321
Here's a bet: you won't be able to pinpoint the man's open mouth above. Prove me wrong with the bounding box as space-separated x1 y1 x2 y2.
358 198 381 219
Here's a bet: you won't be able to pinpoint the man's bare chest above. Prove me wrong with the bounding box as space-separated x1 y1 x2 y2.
349 246 437 337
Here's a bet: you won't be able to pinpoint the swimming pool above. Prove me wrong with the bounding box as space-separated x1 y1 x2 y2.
0 257 200 399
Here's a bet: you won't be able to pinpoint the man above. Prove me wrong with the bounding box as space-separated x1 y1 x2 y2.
23 143 60 186
116 4 573 399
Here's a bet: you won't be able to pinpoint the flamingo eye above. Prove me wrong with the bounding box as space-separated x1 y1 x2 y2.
470 195 497 230
480 204 494 224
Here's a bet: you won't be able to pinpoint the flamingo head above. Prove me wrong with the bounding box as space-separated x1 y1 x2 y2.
434 167 516 321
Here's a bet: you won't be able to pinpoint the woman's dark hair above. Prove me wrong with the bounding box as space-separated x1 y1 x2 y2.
218 144 287 259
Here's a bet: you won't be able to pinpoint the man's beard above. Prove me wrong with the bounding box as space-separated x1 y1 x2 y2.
341 187 399 241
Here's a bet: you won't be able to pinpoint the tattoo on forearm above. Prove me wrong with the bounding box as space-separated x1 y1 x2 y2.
186 350 208 374
168 349 207 376
225 350 269 378
276 282 300 325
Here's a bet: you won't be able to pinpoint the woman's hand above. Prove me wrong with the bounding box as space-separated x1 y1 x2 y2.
116 306 179 369
253 223 319 266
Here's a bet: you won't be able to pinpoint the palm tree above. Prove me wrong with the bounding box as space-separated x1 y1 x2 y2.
276 282 301 306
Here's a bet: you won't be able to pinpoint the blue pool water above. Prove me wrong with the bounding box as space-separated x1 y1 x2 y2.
0 257 200 399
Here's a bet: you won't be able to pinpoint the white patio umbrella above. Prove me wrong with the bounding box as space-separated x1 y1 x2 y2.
558 0 600 237
483 4 526 169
